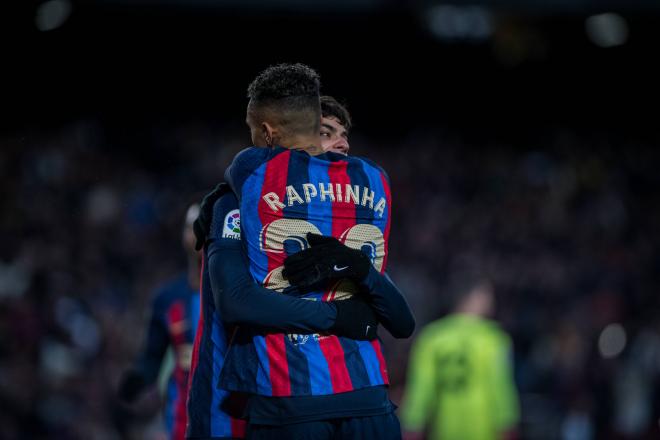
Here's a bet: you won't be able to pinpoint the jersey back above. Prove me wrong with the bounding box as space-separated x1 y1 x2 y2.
223 147 392 397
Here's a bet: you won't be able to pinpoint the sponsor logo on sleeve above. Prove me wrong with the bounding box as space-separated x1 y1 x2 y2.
222 209 241 239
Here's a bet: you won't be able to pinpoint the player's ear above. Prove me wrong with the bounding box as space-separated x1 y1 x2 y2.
261 122 275 147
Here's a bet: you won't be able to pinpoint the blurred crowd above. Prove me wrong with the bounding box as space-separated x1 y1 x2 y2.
1 120 659 439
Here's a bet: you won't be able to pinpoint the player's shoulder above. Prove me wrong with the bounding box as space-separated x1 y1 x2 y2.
211 188 239 212
232 146 290 169
233 146 269 161
226 147 285 191
351 154 391 184
314 152 390 183
474 318 511 345
415 317 453 343
349 154 380 168
229 147 268 173
422 315 478 337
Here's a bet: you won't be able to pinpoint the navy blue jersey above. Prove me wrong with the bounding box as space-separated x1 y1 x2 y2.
187 194 246 439
222 147 392 397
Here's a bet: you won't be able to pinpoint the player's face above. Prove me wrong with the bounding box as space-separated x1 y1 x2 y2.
320 116 349 155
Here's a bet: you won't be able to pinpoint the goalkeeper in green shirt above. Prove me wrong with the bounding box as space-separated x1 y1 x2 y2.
401 273 520 440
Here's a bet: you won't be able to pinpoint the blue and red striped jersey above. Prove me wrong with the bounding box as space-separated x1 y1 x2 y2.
137 274 200 440
186 194 246 440
222 146 392 397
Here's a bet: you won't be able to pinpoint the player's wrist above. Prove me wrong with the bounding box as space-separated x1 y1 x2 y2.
357 264 379 287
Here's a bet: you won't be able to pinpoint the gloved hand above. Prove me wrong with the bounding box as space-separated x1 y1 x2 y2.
193 182 233 250
282 233 371 290
329 298 378 340
117 369 147 403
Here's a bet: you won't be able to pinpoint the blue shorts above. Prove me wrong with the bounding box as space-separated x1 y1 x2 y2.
246 411 401 440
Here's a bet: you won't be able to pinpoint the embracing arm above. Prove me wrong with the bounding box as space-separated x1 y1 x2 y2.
208 239 336 333
205 191 378 340
361 267 415 338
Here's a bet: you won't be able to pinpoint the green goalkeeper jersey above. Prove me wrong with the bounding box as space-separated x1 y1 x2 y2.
401 314 519 440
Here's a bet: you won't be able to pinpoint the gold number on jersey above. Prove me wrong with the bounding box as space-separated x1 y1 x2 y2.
259 220 386 297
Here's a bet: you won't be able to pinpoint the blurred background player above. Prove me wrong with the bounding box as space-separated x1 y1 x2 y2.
118 204 201 440
401 271 520 440
320 95 351 155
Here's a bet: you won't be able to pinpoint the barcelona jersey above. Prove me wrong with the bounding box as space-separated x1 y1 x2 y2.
186 194 246 439
222 146 392 397
138 274 200 440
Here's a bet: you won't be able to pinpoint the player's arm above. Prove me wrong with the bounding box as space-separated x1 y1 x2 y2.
206 188 378 339
356 168 416 337
118 295 169 402
400 328 437 436
223 147 271 197
283 233 415 338
360 267 415 338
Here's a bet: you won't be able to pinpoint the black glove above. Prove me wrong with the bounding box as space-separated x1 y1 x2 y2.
193 182 233 251
329 298 378 340
117 369 147 403
282 233 371 290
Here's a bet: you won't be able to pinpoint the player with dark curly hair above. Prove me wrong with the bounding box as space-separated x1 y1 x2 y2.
189 63 414 439
244 63 324 155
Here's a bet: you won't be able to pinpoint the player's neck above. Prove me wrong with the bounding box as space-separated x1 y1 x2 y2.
278 135 324 156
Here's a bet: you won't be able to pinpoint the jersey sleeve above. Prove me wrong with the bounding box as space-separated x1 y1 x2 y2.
208 189 241 244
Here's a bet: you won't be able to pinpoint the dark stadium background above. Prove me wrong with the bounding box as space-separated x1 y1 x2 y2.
1 1 660 439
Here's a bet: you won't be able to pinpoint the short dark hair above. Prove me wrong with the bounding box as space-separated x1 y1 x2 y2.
321 96 352 132
247 63 321 136
248 63 320 102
